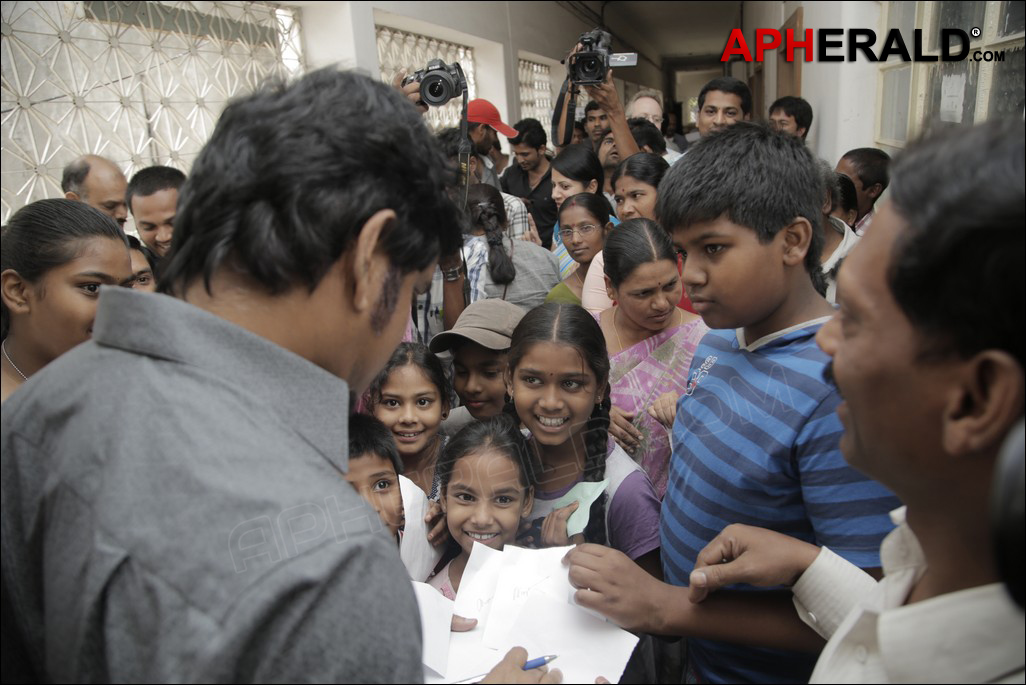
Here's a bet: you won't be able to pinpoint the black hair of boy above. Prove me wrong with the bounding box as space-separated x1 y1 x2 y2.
887 119 1024 368
348 413 404 474
840 148 891 195
509 120 547 149
656 122 825 291
698 77 752 116
125 165 186 213
158 68 462 298
768 96 813 139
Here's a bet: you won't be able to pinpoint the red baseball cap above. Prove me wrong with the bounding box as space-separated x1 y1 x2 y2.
467 99 518 138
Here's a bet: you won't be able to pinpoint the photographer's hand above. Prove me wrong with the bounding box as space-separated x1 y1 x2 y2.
391 69 429 115
584 70 640 159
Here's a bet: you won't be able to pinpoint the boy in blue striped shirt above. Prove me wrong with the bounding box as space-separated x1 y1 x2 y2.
564 123 900 683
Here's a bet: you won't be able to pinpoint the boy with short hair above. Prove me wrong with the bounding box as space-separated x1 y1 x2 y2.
430 299 526 433
656 123 901 683
346 413 404 538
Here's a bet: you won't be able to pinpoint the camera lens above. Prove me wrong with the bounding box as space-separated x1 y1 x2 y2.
421 72 455 106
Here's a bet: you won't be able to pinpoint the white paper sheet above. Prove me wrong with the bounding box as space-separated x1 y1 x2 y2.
504 593 639 684
400 475 445 582
412 581 455 677
453 541 504 622
482 545 575 648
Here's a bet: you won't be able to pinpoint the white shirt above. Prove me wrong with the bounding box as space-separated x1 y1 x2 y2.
794 508 1025 683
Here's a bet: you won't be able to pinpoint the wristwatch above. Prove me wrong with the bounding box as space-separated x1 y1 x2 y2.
441 264 464 282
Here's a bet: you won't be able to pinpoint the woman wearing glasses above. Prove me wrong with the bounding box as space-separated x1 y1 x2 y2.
544 193 611 306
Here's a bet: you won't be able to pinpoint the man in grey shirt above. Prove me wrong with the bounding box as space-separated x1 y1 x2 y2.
1 69 557 684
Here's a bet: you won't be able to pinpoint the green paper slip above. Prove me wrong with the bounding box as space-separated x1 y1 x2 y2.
549 479 609 537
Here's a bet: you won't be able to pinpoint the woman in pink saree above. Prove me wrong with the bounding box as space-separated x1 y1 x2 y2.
596 219 707 498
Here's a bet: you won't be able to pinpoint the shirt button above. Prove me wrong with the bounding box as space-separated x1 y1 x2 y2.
807 612 817 624
855 645 868 663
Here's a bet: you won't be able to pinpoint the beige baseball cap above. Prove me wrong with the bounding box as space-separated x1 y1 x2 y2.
429 300 526 353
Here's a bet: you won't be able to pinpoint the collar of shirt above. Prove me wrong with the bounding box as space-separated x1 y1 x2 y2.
875 514 1025 682
92 287 351 472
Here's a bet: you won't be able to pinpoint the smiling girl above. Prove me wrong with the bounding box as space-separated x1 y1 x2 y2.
1 199 133 402
429 415 537 598
505 303 662 577
369 342 450 499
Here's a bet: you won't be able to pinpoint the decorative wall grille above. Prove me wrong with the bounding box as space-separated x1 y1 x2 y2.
376 25 476 131
1 1 304 222
518 58 552 129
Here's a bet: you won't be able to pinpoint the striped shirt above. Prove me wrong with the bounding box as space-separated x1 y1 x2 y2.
661 321 901 684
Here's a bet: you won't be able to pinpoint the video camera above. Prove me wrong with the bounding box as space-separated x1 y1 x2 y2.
566 29 638 86
401 59 467 107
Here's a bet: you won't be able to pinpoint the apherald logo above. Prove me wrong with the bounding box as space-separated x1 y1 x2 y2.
721 28 1006 63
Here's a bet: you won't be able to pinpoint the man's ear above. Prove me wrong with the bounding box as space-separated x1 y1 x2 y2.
780 218 813 266
942 351 1025 457
797 127 808 139
867 182 884 202
642 144 654 154
0 270 31 316
64 190 82 202
350 209 397 314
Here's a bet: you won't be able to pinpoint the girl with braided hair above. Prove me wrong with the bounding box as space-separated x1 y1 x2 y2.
464 184 560 311
503 302 662 577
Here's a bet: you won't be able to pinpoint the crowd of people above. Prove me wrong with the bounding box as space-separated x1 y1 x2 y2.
1 47 1023 685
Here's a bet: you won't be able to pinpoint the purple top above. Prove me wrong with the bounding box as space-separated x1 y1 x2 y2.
525 447 661 560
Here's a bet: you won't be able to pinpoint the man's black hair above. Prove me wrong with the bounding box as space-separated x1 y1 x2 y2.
348 413 403 474
769 96 813 139
436 127 471 160
584 101 603 115
159 68 462 296
657 122 824 290
698 77 753 115
840 147 891 192
126 165 186 212
510 119 546 149
888 119 1024 368
627 117 667 155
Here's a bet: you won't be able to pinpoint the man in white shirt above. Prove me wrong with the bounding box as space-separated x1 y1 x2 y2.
685 119 1024 683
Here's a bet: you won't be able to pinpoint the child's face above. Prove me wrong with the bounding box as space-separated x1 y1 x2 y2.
452 343 508 420
505 341 603 450
344 453 404 537
373 364 447 458
673 216 791 334
443 447 533 554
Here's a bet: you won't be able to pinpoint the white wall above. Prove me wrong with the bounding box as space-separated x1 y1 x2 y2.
742 1 882 165
298 1 602 132
675 68 723 121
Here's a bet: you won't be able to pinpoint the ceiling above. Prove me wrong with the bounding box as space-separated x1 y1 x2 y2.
564 1 743 65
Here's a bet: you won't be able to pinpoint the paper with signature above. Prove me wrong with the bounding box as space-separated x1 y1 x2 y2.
481 545 575 648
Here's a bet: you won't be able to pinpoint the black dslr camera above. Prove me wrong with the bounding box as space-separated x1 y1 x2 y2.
566 29 638 86
401 59 467 107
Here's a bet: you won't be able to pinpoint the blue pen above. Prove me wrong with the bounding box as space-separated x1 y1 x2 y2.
451 655 558 683
523 655 559 671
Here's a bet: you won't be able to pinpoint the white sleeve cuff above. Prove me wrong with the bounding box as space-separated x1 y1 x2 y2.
792 547 877 639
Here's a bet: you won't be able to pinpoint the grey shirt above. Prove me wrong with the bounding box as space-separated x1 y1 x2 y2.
482 236 561 311
1 288 422 683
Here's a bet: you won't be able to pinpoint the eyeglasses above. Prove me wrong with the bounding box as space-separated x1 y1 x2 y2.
559 224 601 240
